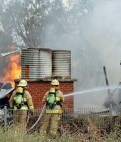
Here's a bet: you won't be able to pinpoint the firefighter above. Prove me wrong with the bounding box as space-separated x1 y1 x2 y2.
40 79 64 138
9 79 34 131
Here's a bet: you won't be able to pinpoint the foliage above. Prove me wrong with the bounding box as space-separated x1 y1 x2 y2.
1 114 121 141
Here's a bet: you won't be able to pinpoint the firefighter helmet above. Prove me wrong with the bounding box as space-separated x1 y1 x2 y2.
16 87 23 93
17 79 28 87
51 79 59 86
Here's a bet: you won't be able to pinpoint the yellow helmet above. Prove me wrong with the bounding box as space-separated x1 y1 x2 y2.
51 79 59 86
16 87 23 93
17 79 28 87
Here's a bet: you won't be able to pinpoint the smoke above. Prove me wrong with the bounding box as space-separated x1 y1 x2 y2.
43 0 121 108
86 0 121 84
44 0 121 86
1 0 121 108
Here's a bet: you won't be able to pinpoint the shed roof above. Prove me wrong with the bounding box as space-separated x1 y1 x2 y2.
0 83 14 99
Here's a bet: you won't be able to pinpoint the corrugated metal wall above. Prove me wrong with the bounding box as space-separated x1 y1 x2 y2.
21 48 71 79
21 48 52 79
52 50 71 79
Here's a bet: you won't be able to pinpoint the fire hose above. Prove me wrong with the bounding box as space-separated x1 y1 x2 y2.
26 94 68 132
26 103 46 132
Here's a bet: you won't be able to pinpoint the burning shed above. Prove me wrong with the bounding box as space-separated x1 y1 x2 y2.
15 48 76 109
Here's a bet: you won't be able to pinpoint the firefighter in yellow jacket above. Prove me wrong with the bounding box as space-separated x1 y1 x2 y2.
40 79 64 138
9 79 34 131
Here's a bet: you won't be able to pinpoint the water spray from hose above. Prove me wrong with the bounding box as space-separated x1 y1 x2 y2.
26 84 121 132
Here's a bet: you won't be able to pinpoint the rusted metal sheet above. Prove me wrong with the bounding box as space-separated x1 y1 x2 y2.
0 83 14 100
21 48 52 79
52 50 71 78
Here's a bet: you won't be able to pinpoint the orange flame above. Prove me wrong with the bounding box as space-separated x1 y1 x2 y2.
2 54 21 87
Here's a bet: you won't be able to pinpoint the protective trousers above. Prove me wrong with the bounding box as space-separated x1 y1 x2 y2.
13 110 28 132
40 113 61 138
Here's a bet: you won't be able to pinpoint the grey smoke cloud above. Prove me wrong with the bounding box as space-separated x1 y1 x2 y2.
85 0 121 85
44 0 121 108
1 0 121 108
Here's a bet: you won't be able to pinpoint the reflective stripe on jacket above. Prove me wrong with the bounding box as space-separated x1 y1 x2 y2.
14 105 28 110
46 109 63 114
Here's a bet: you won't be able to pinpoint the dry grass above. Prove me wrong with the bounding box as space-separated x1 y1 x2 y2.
0 127 121 142
0 116 121 142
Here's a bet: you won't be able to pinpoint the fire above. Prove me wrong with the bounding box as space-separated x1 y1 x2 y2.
2 54 21 87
